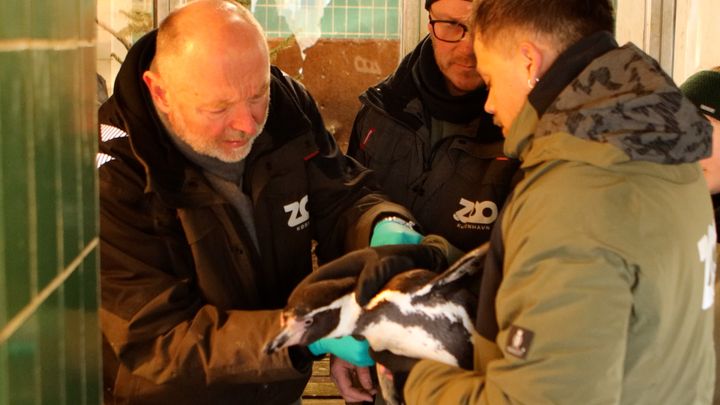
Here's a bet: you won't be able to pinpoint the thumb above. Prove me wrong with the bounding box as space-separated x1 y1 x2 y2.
307 249 369 284
355 255 414 306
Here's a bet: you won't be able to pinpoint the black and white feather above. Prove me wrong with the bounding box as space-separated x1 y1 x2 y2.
264 243 488 402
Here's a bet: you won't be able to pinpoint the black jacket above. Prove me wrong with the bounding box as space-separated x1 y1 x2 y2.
348 36 520 252
98 30 412 405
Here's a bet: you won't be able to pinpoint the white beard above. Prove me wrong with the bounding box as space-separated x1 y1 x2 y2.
158 101 269 163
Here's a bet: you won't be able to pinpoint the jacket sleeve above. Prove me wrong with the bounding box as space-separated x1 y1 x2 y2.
346 104 371 164
98 125 310 386
403 237 635 404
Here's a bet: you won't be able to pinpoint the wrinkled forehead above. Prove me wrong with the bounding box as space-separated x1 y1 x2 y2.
175 74 271 108
167 41 270 97
430 0 474 19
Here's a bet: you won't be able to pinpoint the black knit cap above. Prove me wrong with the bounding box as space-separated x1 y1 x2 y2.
680 69 720 121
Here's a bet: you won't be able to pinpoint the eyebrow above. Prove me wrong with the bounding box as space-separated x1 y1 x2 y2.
196 78 271 108
429 12 469 23
199 101 230 110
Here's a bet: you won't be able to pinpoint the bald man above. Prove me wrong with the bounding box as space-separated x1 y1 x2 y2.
97 1 414 403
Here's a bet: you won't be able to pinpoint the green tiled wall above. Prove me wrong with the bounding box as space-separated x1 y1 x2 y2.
166 0 399 39
255 0 399 39
0 0 101 404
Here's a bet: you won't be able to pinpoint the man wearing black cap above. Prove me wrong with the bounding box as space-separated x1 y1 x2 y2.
681 67 720 196
339 0 519 401
681 66 720 405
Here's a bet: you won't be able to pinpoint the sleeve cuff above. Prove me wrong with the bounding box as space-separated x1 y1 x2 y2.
288 346 322 373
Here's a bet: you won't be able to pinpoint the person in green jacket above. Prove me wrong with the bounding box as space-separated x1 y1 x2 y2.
292 0 717 403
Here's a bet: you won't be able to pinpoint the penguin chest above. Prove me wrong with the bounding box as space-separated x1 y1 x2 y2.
357 290 475 369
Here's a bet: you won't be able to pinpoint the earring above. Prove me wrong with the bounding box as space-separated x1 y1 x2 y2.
527 77 539 89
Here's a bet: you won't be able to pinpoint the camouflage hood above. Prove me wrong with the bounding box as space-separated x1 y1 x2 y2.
507 35 712 167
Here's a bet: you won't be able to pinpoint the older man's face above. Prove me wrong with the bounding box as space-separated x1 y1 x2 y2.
161 39 270 163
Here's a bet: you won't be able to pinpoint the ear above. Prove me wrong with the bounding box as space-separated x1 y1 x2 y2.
142 70 171 114
518 41 544 84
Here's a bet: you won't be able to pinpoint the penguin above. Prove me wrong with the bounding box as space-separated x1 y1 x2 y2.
264 243 488 370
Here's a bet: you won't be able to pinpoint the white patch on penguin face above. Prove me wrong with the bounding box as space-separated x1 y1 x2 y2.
297 292 362 338
322 293 363 338
268 294 365 352
277 315 310 346
363 316 459 367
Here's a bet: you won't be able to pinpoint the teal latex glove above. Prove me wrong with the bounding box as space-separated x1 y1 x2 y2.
307 336 375 367
370 217 423 247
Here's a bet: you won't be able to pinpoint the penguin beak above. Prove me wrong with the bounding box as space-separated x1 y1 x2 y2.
264 313 312 355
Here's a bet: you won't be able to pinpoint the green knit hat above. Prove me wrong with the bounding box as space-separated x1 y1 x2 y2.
680 69 720 121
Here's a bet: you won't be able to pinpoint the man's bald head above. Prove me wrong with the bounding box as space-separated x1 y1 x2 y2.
142 0 272 163
153 0 268 80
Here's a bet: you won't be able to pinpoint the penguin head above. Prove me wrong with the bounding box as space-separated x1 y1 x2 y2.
264 275 362 354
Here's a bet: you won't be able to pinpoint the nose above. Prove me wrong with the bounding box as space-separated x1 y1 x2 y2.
484 95 495 115
457 33 475 54
228 104 258 135
453 41 477 69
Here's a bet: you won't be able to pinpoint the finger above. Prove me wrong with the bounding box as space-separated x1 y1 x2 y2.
357 255 417 305
354 259 380 306
355 366 377 394
340 386 374 403
333 373 374 402
308 250 367 284
329 356 374 402
376 363 394 382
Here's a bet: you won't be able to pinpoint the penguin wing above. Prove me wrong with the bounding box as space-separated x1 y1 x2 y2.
287 275 357 314
416 242 489 295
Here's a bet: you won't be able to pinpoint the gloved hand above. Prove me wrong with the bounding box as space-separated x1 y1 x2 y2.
303 244 447 306
307 336 375 367
355 244 446 305
370 217 423 246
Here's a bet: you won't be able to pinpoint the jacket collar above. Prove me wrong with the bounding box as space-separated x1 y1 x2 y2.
507 32 712 166
411 36 492 124
528 31 618 117
113 30 188 195
362 36 499 141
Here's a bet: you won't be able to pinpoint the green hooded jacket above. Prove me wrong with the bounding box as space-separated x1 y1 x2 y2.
404 32 716 405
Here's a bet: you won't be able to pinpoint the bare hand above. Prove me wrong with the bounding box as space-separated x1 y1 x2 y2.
329 355 377 403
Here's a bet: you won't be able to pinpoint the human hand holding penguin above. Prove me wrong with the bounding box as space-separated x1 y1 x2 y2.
306 216 426 402
264 240 487 404
369 216 424 246
329 355 378 403
307 335 375 366
305 216 426 368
